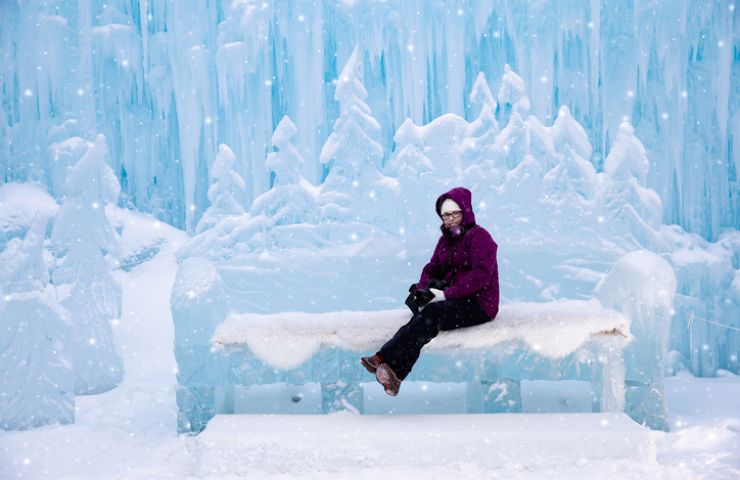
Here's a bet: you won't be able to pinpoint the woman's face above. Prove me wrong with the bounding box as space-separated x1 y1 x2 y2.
442 210 463 228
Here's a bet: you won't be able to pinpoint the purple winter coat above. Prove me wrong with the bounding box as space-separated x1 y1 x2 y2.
417 187 500 319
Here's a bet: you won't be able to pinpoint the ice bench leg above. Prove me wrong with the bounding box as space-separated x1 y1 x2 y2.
321 381 364 414
590 337 626 413
467 378 522 413
177 386 216 434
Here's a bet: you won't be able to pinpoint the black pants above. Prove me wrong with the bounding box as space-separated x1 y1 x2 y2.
378 298 490 380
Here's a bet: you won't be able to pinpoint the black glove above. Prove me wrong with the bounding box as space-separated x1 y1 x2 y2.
404 283 434 314
405 279 447 314
405 283 421 314
414 288 435 307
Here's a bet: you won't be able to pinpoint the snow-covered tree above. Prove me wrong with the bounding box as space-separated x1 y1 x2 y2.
602 122 663 243
57 239 123 395
0 292 74 430
604 122 650 185
50 133 123 395
467 72 498 124
0 215 49 295
543 144 597 199
389 118 434 180
196 144 246 234
551 106 592 161
251 116 318 226
47 119 90 199
320 46 384 177
497 64 531 121
0 216 74 430
50 134 120 256
461 73 502 186
544 106 597 198
387 119 436 241
265 117 305 186
493 110 528 171
318 45 399 230
526 114 557 168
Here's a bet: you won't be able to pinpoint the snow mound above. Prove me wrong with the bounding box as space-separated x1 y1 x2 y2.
196 413 655 478
0 182 58 248
596 250 676 314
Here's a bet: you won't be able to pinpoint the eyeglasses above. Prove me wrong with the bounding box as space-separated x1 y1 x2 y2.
441 210 462 220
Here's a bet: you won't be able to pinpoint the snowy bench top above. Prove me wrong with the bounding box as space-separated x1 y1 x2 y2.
211 299 630 370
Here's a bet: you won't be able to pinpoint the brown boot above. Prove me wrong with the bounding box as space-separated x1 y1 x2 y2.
376 363 401 396
360 353 383 374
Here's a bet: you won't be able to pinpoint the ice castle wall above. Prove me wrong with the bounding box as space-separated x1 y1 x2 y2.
0 0 735 238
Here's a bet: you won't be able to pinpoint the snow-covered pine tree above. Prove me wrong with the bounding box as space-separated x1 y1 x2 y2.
544 106 597 198
0 216 75 430
489 65 560 178
251 116 318 226
318 45 399 231
0 214 50 296
461 72 502 186
467 72 499 126
387 119 436 243
51 134 120 256
551 106 593 162
196 144 246 234
389 119 434 180
602 122 663 244
604 122 650 185
497 64 531 122
50 134 124 395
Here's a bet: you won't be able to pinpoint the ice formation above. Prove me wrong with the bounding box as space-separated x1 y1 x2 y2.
195 144 246 235
596 250 677 430
251 116 319 227
0 211 74 429
50 134 124 395
0 291 74 430
318 45 400 229
1 1 733 237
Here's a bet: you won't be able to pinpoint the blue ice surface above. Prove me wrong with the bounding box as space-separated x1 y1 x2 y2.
1 1 734 238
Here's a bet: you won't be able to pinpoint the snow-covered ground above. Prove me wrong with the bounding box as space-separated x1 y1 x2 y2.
1 221 738 480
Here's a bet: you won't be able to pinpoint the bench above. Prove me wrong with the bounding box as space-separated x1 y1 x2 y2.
172 251 675 434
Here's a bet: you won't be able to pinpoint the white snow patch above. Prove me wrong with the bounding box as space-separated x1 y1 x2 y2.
196 413 655 478
0 182 58 239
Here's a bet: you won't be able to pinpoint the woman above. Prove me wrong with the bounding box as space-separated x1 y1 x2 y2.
361 187 500 395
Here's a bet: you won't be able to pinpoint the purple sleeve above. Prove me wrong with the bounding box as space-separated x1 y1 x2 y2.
444 229 497 299
417 237 445 290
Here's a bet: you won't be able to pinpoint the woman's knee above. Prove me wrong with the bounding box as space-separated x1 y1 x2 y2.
418 303 446 327
421 301 446 316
